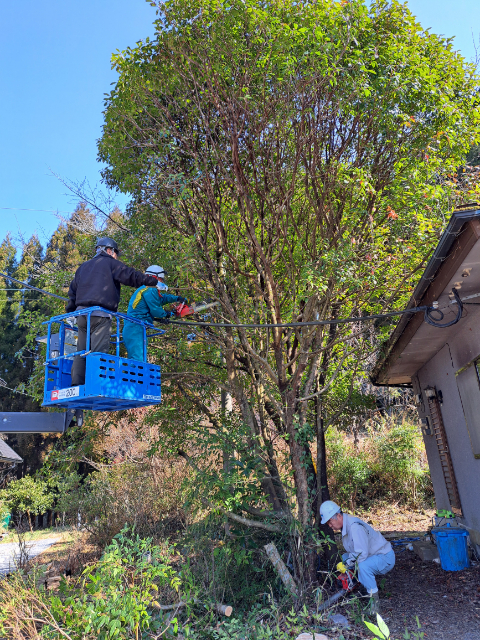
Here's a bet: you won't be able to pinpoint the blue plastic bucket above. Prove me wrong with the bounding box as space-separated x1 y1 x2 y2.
434 528 469 571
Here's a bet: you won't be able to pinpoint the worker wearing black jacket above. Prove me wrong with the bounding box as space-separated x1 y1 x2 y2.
67 237 158 385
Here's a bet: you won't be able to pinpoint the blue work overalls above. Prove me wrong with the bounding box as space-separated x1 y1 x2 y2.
123 286 182 361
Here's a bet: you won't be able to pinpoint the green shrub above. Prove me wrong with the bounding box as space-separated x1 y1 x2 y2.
56 462 186 547
326 428 371 510
0 527 181 640
326 420 433 509
369 422 432 506
0 475 53 531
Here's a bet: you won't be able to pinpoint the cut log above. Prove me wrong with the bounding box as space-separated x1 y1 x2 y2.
214 603 233 617
45 576 62 590
264 542 298 597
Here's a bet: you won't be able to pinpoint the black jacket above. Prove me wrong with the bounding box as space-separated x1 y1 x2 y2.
67 253 158 313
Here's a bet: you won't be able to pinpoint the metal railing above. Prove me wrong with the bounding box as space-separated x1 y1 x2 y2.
42 307 166 364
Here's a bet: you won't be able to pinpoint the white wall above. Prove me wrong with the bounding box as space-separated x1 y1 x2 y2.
416 324 480 545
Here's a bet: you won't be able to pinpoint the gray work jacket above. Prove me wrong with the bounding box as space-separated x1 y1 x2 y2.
342 514 393 565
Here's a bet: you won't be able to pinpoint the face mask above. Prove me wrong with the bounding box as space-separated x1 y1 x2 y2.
157 281 169 292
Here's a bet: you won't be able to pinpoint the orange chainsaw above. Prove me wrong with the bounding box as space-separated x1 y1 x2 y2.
318 562 358 611
172 300 219 318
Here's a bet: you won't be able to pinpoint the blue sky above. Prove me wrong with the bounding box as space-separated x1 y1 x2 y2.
1 0 479 248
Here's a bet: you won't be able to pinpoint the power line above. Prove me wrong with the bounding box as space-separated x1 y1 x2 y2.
0 272 465 332
0 273 68 302
167 306 429 329
168 287 463 330
0 378 35 398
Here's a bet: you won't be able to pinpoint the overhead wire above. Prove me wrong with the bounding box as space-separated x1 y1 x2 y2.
0 272 466 331
0 273 68 302
167 306 429 329
424 288 464 328
0 378 35 398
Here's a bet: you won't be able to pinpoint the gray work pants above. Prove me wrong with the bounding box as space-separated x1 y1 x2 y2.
70 315 111 386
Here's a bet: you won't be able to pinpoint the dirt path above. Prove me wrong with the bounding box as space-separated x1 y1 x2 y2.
331 545 480 640
0 538 60 575
381 548 480 639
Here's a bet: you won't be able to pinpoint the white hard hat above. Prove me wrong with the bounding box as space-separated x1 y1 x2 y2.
145 265 166 279
320 500 341 525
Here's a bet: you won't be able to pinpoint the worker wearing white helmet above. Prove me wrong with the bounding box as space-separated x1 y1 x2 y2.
320 500 395 614
123 265 187 361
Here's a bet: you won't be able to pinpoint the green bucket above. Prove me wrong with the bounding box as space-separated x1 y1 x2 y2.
1 512 11 530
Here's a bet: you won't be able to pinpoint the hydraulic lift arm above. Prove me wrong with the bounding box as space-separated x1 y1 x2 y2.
0 410 79 434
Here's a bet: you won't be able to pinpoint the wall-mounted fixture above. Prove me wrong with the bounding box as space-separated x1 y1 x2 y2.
424 387 437 399
421 417 432 436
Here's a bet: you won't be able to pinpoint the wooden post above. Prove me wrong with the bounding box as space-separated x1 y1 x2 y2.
264 542 298 596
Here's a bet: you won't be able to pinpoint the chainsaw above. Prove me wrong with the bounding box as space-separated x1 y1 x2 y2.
172 300 219 318
318 562 358 611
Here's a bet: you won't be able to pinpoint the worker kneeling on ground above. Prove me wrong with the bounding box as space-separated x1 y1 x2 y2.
320 500 395 614
123 265 187 361
67 238 159 385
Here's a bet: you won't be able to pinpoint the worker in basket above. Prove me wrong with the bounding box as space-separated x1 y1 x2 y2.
67 238 159 385
123 265 187 361
320 500 395 615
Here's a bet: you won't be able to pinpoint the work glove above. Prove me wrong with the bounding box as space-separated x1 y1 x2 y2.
65 316 76 327
177 296 188 305
336 562 347 574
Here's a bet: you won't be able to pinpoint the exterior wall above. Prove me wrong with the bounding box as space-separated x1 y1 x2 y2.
416 322 480 546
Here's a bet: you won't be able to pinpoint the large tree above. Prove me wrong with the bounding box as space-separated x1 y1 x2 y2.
98 0 480 586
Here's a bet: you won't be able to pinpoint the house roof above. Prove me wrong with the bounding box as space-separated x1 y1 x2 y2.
372 203 480 385
0 439 22 464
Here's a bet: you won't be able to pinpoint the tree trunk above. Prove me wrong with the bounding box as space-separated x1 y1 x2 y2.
315 396 337 570
27 511 33 533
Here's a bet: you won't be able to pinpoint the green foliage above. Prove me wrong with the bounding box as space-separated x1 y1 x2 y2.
0 475 53 520
371 422 431 505
50 528 180 639
0 234 46 413
211 604 321 640
179 519 277 614
326 428 372 509
53 459 187 547
326 420 432 509
0 528 182 640
402 616 425 640
365 614 391 639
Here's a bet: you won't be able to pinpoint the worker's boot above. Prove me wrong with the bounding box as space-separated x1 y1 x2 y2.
367 591 381 615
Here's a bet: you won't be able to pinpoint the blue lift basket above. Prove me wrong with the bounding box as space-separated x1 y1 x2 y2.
42 307 164 411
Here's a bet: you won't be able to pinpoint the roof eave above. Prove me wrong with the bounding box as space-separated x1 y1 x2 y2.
371 203 480 385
